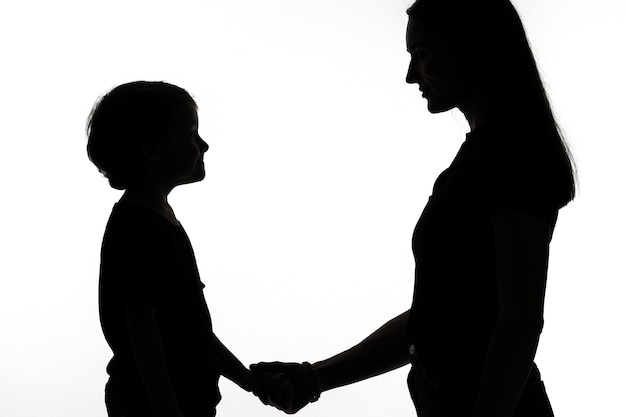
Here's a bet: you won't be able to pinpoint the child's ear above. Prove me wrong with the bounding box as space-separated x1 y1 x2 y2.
142 149 161 162
138 141 163 163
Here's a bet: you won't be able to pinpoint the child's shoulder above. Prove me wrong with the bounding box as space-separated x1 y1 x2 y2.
110 201 157 223
105 202 170 243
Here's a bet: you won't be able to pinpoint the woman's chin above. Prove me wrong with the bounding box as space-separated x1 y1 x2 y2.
426 99 455 114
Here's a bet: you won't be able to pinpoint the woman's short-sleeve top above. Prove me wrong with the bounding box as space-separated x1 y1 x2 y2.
407 122 570 357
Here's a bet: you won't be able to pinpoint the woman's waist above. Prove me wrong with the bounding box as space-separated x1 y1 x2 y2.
408 344 486 382
407 344 542 386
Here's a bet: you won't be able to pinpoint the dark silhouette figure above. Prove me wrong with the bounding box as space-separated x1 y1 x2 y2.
251 1 576 416
87 81 265 417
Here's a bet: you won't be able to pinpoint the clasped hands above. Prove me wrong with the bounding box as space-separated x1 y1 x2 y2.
249 361 322 414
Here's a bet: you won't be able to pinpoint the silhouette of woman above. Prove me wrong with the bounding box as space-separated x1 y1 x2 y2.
251 1 576 416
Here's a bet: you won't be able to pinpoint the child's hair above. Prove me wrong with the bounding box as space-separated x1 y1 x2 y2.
86 81 197 190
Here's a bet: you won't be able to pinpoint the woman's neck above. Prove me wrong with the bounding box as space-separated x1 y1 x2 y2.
459 93 493 131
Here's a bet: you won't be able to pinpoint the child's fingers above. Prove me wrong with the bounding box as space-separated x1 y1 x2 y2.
253 371 289 405
268 377 295 412
250 371 277 404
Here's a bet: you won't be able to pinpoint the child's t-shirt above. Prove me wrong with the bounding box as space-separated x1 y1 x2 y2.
99 202 221 416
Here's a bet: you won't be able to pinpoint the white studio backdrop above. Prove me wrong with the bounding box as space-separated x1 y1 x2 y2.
0 0 624 416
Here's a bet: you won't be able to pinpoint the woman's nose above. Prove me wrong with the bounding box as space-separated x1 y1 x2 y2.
406 59 421 84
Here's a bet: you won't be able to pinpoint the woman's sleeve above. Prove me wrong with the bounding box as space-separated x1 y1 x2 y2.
488 139 562 224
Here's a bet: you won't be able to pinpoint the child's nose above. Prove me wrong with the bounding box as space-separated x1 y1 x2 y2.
198 137 209 152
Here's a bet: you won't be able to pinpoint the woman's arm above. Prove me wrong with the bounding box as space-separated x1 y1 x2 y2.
251 310 411 413
471 210 551 417
312 310 411 390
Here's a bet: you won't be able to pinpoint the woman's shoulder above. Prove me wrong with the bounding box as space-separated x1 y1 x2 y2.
484 126 571 217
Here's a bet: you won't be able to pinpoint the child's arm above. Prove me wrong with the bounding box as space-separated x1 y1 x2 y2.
213 334 256 393
126 302 185 417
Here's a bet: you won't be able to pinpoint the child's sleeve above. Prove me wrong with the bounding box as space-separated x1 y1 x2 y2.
110 216 170 308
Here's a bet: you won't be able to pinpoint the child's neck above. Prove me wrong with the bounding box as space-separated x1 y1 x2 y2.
120 189 179 226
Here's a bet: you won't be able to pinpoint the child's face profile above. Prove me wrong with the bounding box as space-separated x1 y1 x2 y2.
155 103 209 187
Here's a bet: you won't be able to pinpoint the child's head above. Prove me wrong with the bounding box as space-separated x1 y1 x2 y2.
87 81 204 190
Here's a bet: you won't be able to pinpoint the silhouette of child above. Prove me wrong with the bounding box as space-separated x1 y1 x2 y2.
87 81 261 417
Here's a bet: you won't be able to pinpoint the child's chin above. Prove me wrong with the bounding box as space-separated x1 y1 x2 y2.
193 165 206 180
178 173 205 186
190 174 205 183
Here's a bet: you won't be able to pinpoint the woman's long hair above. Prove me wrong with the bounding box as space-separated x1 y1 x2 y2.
408 0 576 205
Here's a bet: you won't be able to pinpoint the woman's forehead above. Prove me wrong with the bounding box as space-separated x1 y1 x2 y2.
407 19 431 49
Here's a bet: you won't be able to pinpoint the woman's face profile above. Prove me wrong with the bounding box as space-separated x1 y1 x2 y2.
405 18 469 114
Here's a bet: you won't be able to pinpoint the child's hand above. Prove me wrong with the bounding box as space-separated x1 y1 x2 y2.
152 405 186 417
250 362 321 414
249 368 294 407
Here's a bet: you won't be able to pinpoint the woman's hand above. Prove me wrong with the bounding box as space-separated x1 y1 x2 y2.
250 362 321 414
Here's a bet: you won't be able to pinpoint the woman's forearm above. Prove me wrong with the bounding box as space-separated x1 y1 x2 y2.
312 310 411 391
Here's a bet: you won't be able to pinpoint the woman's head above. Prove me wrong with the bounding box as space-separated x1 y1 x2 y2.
86 81 202 190
405 16 471 114
406 0 547 121
406 0 576 203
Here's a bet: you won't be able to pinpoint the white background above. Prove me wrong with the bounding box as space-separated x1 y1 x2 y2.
1 0 624 416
